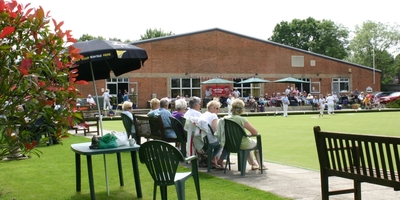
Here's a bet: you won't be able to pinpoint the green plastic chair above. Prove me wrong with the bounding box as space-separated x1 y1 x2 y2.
203 124 220 172
223 119 263 176
169 116 187 156
139 140 201 200
120 113 136 140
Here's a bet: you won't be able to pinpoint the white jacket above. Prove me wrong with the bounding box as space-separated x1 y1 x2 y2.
184 116 209 157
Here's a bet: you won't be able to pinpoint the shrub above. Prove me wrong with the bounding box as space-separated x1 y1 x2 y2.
0 1 82 158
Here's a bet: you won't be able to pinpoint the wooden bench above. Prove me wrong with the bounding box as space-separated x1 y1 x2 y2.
73 112 99 136
134 114 176 145
313 126 400 200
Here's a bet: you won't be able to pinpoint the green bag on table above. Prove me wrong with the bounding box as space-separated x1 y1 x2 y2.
98 133 118 149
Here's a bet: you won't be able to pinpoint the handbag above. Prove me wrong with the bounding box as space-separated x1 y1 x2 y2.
98 133 118 149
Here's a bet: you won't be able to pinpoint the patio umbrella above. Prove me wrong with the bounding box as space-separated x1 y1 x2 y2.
71 39 147 195
238 77 271 84
273 77 309 83
201 77 234 84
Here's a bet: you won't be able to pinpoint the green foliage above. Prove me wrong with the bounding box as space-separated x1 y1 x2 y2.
76 33 106 41
140 28 174 40
348 21 400 84
0 1 80 159
386 98 400 108
269 17 349 59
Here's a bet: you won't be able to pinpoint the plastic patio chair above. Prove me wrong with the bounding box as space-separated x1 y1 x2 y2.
169 116 187 156
139 140 201 200
223 119 264 176
120 113 136 140
203 124 220 172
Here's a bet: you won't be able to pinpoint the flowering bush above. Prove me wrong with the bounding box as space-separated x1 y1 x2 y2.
0 0 82 158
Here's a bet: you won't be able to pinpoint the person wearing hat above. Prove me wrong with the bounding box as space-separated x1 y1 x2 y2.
282 92 289 117
86 94 96 109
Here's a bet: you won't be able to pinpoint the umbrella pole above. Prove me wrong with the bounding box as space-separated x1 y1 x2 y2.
90 62 110 196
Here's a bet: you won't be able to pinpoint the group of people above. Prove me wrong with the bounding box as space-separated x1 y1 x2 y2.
140 96 266 170
85 89 130 111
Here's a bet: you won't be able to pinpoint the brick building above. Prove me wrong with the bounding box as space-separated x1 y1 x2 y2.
77 28 381 108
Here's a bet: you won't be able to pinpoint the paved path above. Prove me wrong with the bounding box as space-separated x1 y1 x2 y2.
70 127 400 200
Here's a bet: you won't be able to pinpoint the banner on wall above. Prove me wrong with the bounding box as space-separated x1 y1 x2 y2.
205 85 231 98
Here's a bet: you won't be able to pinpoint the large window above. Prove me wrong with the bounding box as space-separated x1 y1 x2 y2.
294 78 311 93
332 78 349 95
171 78 201 98
106 78 129 95
232 78 261 98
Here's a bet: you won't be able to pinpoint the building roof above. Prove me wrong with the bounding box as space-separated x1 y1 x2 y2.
131 27 381 73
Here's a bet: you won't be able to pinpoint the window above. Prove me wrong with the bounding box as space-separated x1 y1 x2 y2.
291 56 304 67
170 78 200 98
311 82 320 93
233 78 261 98
106 78 129 95
294 78 311 94
332 78 349 95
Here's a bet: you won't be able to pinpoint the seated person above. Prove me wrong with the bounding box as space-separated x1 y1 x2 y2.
249 96 258 112
121 101 136 138
199 100 222 168
148 98 176 139
294 94 302 106
149 98 160 111
171 99 187 140
217 99 266 170
363 92 373 109
86 94 96 109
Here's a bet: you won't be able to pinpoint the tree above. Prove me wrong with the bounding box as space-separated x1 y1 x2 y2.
140 28 174 40
269 17 349 59
77 33 105 41
348 21 400 84
0 1 81 159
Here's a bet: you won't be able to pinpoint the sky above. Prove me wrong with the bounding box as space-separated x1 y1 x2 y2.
16 0 399 42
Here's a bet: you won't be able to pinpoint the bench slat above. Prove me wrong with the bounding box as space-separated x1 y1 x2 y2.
314 126 400 199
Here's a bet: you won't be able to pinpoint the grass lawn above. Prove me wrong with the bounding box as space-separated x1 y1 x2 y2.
0 131 285 200
101 111 400 170
248 111 400 170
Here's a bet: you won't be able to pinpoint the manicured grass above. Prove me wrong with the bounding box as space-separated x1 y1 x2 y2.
0 132 286 200
248 111 400 170
101 111 400 170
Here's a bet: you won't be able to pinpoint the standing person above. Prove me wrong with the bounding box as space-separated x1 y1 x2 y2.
226 94 234 115
102 89 111 110
281 92 289 117
318 94 325 118
184 96 202 119
217 98 267 170
148 98 176 139
326 93 335 115
232 88 240 98
285 86 291 96
205 87 213 99
123 89 129 102
117 90 123 105
312 95 319 111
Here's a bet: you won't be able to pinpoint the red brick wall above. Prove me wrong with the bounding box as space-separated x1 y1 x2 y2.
78 29 381 108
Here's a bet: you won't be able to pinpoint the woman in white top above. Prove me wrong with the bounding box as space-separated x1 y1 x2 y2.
199 100 221 167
